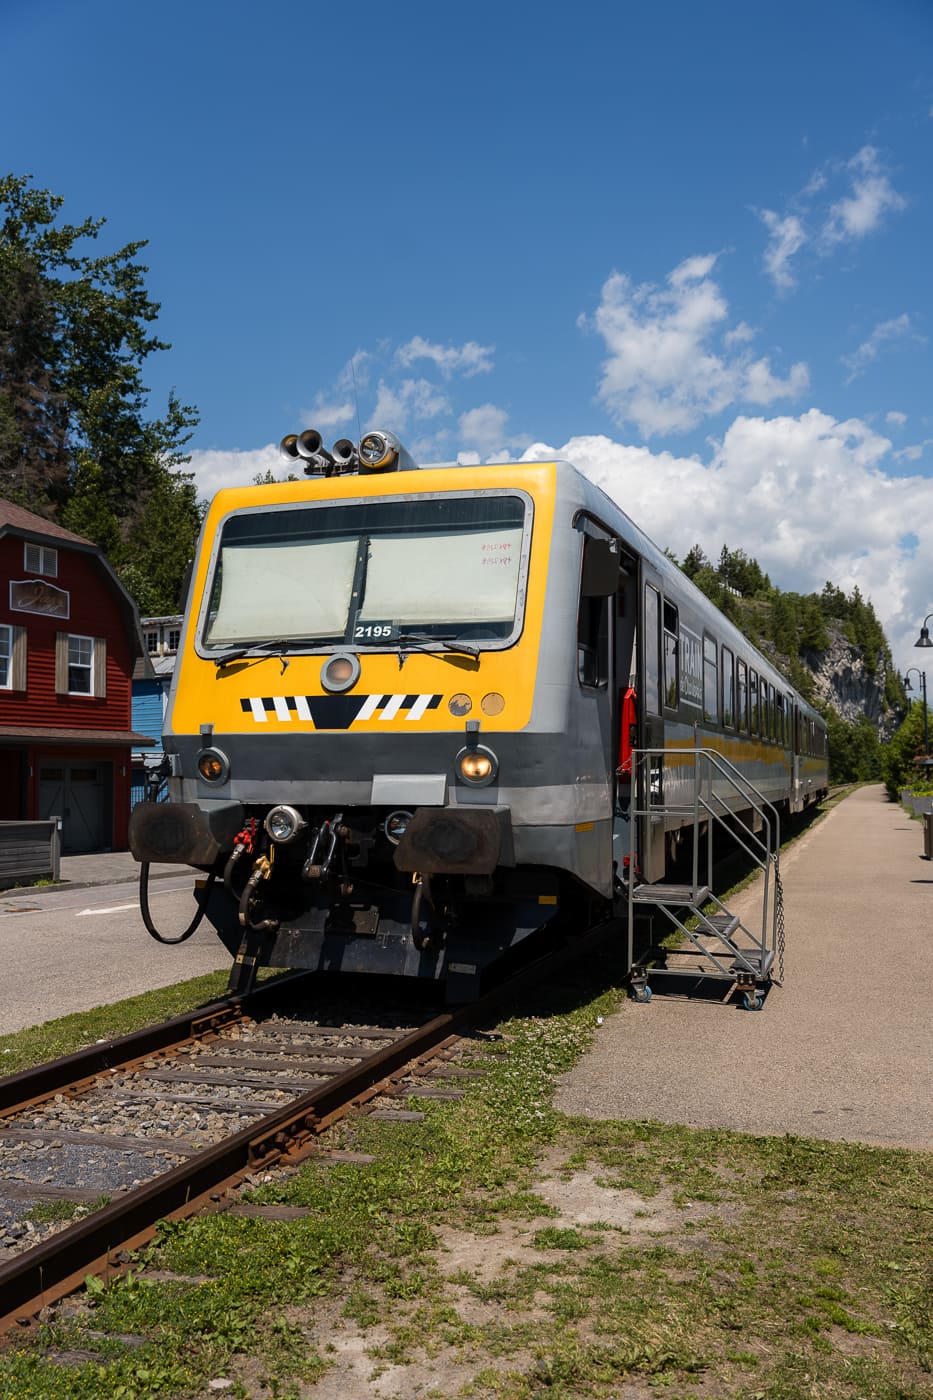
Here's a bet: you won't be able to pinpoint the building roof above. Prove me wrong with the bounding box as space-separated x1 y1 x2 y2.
0 496 153 672
133 653 176 681
0 499 94 547
0 726 155 747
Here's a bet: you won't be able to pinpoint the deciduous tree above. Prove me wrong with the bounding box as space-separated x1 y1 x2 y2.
0 173 199 610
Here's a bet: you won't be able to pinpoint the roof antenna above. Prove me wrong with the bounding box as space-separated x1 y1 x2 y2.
350 353 362 444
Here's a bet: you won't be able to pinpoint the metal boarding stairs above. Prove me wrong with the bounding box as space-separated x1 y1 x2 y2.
626 747 784 1010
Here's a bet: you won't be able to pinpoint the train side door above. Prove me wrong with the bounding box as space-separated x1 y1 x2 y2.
638 565 666 882
577 533 618 769
791 702 803 813
611 565 638 883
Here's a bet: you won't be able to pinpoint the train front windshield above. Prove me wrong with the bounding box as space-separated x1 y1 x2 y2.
201 492 530 651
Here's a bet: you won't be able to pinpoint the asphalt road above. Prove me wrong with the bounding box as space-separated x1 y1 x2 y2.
0 874 229 1036
556 785 933 1150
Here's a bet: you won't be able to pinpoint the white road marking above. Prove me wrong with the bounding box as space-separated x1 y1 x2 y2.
76 903 138 916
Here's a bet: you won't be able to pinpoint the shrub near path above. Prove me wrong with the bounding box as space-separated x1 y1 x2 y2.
0 957 929 1400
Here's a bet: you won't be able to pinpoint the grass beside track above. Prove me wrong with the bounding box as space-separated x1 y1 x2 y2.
0 970 289 1077
0 935 929 1399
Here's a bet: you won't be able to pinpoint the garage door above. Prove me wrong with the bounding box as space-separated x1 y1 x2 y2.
38 763 112 854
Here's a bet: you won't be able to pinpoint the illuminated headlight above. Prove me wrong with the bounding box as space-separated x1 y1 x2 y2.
321 652 361 693
197 747 230 783
358 431 397 471
455 744 499 787
384 809 413 845
264 805 307 844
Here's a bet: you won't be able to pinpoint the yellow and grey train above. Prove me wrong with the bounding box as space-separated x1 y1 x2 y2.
129 428 829 997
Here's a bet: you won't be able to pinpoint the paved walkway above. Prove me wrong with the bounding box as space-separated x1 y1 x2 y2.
556 785 933 1150
2 849 192 896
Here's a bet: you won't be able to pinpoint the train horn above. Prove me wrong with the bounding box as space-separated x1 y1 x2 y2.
297 429 335 465
279 434 301 462
332 438 358 470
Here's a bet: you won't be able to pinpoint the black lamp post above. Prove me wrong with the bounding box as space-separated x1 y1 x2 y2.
912 616 933 762
914 613 933 649
904 667 930 760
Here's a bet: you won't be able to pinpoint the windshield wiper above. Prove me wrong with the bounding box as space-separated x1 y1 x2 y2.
395 633 480 659
213 639 297 669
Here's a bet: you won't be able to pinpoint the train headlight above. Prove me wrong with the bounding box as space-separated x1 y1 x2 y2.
455 744 499 787
358 431 397 471
321 652 361 693
264 805 307 844
384 809 413 845
197 747 230 783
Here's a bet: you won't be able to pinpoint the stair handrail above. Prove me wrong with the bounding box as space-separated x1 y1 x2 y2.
626 745 782 969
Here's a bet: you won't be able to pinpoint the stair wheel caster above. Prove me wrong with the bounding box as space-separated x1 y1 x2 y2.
741 991 763 1011
631 981 652 1004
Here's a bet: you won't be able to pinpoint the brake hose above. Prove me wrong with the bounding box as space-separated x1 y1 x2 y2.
139 860 216 945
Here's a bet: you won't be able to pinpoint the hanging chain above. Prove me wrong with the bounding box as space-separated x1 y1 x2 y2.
772 853 786 985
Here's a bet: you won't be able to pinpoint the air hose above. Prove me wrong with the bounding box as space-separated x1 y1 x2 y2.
238 855 280 935
139 861 216 945
411 874 436 951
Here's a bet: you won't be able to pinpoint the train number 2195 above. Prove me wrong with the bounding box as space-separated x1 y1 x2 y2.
354 622 395 639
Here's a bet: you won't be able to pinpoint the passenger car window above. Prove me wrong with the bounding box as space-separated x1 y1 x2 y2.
663 601 678 709
644 586 661 716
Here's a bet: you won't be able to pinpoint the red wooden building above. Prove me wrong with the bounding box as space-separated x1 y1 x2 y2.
0 499 153 853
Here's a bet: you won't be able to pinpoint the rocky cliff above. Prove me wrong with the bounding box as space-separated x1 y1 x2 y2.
803 625 896 738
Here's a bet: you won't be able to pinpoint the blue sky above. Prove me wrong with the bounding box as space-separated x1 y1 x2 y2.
3 0 933 667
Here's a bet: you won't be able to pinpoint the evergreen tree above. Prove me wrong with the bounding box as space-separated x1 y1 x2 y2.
681 543 708 580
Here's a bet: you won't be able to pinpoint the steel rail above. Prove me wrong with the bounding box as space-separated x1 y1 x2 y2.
0 917 617 1335
0 970 316 1119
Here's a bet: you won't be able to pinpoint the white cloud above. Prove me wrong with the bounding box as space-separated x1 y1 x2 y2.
886 411 908 427
458 404 511 456
586 255 809 436
188 443 284 497
821 145 907 246
303 399 354 430
724 321 755 347
743 357 811 404
842 314 924 383
893 438 933 464
759 210 807 291
396 336 495 378
523 410 933 671
372 378 450 427
757 146 907 294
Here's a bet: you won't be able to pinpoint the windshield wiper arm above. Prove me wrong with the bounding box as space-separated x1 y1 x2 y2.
395 633 480 659
213 639 295 669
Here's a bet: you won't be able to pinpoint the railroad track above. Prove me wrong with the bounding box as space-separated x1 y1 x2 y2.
0 919 616 1337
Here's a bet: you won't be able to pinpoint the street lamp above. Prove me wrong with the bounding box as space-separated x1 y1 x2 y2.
904 667 930 760
914 613 933 649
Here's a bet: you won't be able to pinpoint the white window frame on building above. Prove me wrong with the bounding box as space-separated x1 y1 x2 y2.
55 632 107 698
0 623 27 690
24 542 58 577
68 635 93 694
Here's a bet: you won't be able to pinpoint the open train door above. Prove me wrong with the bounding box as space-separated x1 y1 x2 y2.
636 560 666 882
